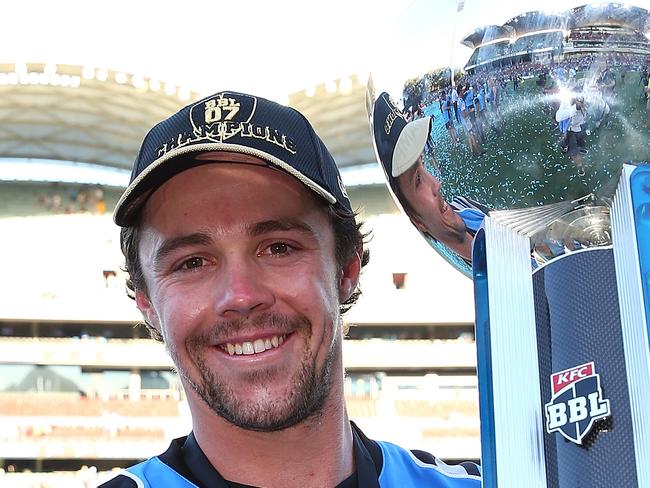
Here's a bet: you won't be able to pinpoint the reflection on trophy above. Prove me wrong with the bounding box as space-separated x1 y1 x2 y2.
368 1 650 486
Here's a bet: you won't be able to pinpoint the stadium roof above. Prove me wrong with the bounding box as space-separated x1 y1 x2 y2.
289 75 377 168
461 26 515 49
502 11 568 36
0 64 380 187
463 2 650 49
0 63 198 171
568 3 650 31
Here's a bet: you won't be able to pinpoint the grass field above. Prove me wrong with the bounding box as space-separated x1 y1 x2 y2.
426 70 650 210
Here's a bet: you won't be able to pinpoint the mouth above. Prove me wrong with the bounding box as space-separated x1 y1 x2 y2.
441 201 449 214
218 333 289 356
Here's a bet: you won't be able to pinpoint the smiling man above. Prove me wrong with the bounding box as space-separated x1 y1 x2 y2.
103 91 481 487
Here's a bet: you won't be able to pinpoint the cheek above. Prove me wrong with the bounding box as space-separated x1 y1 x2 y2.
411 192 433 219
279 266 339 322
154 283 213 343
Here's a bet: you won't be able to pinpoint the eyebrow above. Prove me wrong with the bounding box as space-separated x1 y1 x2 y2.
248 219 317 238
152 219 317 266
409 166 420 188
153 232 213 267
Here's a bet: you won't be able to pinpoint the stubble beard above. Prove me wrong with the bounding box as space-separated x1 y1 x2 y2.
168 312 339 432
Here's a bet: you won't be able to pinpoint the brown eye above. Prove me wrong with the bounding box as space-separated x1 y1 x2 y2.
269 243 289 255
181 257 204 269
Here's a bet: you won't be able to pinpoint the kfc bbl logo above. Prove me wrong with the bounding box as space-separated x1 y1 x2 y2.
545 362 610 444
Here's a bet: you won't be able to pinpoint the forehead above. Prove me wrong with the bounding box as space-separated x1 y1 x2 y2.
140 159 326 233
396 159 421 190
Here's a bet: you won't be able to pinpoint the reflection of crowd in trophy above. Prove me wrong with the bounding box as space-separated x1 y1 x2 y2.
570 29 648 44
403 51 650 175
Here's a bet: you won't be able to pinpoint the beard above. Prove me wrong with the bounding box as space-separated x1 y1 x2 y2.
167 312 339 432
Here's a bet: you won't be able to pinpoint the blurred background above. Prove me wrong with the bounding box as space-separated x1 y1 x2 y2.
1 0 648 486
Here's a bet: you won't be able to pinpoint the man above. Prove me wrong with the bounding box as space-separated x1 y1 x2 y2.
644 74 650 127
371 92 488 263
457 88 484 157
439 90 459 146
450 85 461 123
462 84 484 145
103 91 481 487
597 65 616 99
394 155 486 262
566 97 588 176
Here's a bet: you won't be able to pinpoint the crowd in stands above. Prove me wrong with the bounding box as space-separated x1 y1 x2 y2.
570 28 648 45
36 185 107 215
395 399 477 418
16 425 165 441
466 32 565 70
511 32 564 55
1 391 478 422
0 389 479 486
0 393 181 417
1 465 99 488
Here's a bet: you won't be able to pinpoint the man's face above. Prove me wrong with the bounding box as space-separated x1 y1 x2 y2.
135 153 358 431
396 157 466 243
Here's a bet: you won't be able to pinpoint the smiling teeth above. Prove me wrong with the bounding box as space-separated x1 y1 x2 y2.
224 335 287 356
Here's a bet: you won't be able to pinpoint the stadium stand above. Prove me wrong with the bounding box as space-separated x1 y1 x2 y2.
510 32 564 55
462 2 650 72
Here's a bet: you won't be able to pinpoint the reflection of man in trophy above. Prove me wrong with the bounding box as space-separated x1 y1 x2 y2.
644 75 650 127
567 98 588 176
597 64 616 99
393 154 487 261
556 97 588 176
440 90 460 145
371 92 489 262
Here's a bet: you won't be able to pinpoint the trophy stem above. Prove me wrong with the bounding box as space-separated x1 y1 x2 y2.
473 218 548 488
612 165 650 488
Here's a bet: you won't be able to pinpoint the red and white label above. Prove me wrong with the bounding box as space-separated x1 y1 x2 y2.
551 362 594 394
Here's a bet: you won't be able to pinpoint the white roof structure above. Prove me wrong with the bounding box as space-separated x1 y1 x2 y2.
0 62 198 170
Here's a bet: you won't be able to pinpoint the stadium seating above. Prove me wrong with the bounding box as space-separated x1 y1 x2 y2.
23 425 166 441
511 32 563 55
0 181 121 218
0 392 181 417
421 425 479 438
344 397 378 418
394 399 478 418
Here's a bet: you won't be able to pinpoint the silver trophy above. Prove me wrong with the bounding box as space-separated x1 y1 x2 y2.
367 1 650 486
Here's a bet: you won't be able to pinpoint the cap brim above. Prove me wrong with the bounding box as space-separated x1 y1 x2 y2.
113 143 337 226
391 117 431 178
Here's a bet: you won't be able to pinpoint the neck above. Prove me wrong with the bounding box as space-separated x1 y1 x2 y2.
189 371 355 488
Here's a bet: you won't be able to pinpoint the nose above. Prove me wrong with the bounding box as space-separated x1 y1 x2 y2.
213 258 275 317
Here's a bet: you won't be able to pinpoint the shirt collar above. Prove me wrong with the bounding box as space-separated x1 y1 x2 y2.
175 422 383 488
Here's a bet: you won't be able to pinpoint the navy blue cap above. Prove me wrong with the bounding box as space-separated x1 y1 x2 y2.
371 92 430 181
114 91 351 226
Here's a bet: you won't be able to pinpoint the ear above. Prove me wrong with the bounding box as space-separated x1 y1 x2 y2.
339 246 362 303
135 289 161 334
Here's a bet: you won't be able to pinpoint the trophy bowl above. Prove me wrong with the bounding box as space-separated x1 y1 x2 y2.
367 0 650 277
